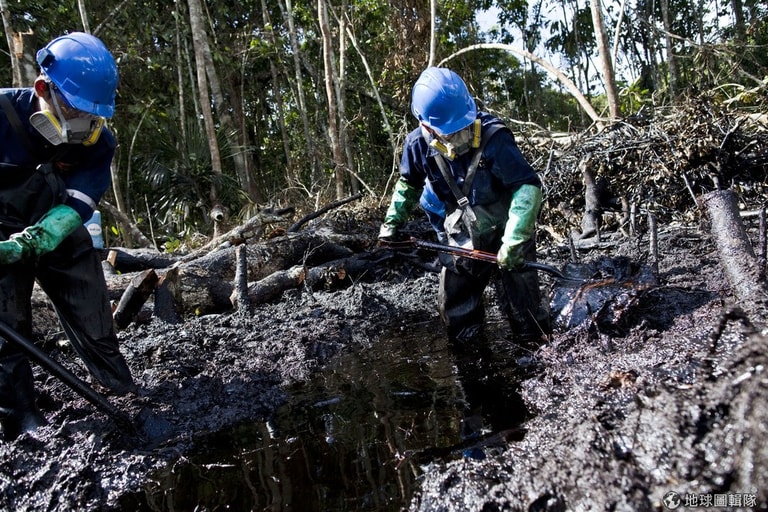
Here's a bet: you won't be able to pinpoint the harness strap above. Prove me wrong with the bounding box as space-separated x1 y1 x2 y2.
434 123 504 212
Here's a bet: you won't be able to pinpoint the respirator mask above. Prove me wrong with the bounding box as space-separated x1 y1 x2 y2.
424 119 481 160
30 85 105 146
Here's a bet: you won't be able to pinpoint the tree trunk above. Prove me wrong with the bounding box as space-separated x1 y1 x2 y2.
0 0 22 88
337 6 358 196
187 0 223 218
261 0 295 194
280 0 320 201
659 0 679 99
702 190 768 309
429 0 437 66
77 0 91 33
318 0 346 200
731 0 746 42
590 0 621 119
11 30 38 86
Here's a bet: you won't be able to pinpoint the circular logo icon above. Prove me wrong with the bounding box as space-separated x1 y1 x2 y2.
662 491 682 510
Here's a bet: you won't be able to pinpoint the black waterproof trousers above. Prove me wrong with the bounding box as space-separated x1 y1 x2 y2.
0 225 135 441
438 238 549 342
0 162 135 440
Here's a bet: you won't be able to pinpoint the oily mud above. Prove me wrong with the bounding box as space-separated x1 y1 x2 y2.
1 214 767 511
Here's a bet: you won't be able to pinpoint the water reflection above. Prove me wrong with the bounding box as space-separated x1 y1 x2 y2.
122 320 536 511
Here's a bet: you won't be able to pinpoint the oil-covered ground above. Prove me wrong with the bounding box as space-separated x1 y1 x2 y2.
1 101 768 511
2 213 767 511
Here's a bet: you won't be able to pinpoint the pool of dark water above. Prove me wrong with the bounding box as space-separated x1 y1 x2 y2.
120 319 539 511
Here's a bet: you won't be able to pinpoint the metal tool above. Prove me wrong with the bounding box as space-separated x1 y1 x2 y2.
382 237 583 282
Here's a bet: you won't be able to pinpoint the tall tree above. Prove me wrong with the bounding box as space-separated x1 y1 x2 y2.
659 0 680 98
186 0 225 232
280 0 321 200
261 0 295 189
590 0 620 118
318 0 346 199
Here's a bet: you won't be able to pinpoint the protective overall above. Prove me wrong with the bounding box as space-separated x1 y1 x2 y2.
380 67 549 343
0 33 133 441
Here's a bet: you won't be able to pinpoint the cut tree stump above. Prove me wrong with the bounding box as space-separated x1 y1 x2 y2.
113 269 160 329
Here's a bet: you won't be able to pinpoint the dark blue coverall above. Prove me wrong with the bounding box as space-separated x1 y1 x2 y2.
0 88 134 440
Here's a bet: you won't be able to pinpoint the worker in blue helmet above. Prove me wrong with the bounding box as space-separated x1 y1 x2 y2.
380 67 549 344
0 32 135 441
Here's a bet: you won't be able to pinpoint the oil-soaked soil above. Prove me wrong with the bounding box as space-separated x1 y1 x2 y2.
2 213 767 511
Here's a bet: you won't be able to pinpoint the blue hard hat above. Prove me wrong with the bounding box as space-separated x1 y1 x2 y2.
36 32 118 118
411 67 476 136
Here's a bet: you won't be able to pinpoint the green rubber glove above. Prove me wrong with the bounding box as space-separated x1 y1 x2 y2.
379 178 421 241
497 184 542 270
0 204 83 264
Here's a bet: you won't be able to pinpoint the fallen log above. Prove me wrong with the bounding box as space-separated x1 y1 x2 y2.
106 248 176 273
178 206 295 263
701 189 768 308
178 232 357 314
234 251 394 308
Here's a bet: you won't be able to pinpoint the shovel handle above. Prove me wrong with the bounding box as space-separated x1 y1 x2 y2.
0 321 133 427
381 237 581 282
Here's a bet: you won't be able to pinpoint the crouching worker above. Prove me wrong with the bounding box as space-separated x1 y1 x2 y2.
0 32 135 441
379 67 549 344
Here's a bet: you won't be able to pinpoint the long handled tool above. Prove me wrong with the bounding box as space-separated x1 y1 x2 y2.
383 237 583 282
0 321 134 429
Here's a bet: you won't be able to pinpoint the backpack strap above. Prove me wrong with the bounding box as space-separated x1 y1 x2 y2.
0 93 34 155
0 93 68 208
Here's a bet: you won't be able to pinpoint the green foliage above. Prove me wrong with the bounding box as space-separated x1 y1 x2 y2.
618 79 653 115
0 0 762 246
135 114 252 238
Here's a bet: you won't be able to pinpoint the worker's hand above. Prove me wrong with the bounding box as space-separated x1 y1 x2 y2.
497 243 525 271
378 223 402 244
497 184 542 271
0 204 82 264
0 239 25 265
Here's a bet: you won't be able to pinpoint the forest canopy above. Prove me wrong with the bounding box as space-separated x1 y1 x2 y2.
0 0 765 248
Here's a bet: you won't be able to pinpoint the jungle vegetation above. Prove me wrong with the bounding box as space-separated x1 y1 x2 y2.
0 0 765 248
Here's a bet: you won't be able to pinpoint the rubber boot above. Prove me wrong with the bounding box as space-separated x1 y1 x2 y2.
438 260 495 346
0 352 46 441
495 239 550 341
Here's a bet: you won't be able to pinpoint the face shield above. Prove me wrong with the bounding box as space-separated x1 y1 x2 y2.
30 84 105 146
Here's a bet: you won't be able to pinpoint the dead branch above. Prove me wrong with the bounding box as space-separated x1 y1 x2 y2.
236 251 393 308
178 207 295 263
287 193 363 233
